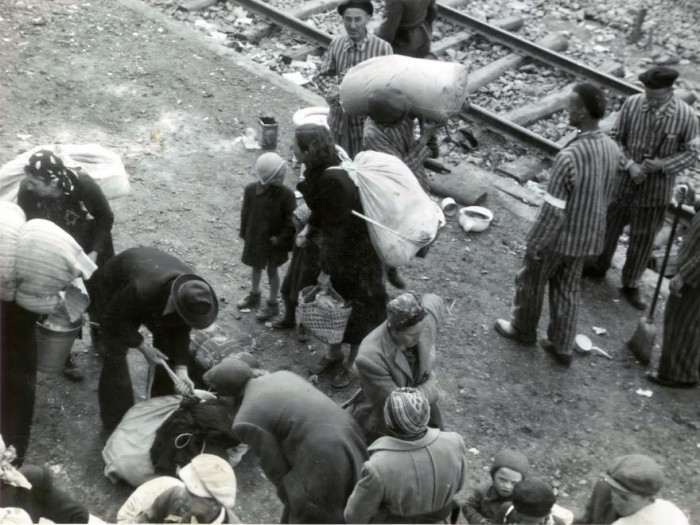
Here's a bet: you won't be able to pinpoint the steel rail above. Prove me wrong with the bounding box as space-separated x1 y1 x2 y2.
230 0 567 155
437 3 643 97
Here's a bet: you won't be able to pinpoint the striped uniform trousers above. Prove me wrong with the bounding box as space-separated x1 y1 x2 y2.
657 210 700 383
511 251 585 355
594 202 667 288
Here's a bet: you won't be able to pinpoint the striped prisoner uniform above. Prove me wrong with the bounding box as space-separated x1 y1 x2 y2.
511 131 621 355
657 202 700 383
315 33 392 158
594 94 700 288
362 117 431 190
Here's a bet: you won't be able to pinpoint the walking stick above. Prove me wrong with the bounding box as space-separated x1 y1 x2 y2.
625 206 682 364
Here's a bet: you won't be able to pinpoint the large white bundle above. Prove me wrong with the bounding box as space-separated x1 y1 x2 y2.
339 55 469 121
0 144 130 202
342 151 443 268
0 203 26 301
14 219 97 315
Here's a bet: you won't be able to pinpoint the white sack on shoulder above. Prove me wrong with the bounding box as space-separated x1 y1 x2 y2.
0 203 26 302
339 55 469 121
342 151 443 268
0 144 130 202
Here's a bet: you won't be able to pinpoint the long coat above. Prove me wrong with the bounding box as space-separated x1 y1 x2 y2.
239 181 296 269
349 294 444 441
297 163 387 345
343 428 468 523
231 371 368 524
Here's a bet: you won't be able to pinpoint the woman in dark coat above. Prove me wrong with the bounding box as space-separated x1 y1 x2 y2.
293 124 388 390
17 149 115 381
203 360 368 524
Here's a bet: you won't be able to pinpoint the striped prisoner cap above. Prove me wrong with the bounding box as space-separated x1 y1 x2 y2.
383 387 430 438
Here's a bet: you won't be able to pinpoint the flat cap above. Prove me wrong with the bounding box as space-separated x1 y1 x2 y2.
604 454 664 496
338 0 373 16
639 66 679 89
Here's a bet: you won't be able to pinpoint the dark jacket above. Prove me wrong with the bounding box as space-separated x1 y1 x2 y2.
0 465 89 523
232 371 368 524
240 181 296 269
18 170 115 266
376 0 437 57
297 164 387 345
87 247 195 365
459 482 512 524
573 479 619 524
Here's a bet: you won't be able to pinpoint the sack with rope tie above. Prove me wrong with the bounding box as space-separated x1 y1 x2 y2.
340 150 444 267
102 390 215 487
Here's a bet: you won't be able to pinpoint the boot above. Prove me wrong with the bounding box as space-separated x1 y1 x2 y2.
237 291 261 310
63 355 84 382
256 300 279 322
272 298 296 330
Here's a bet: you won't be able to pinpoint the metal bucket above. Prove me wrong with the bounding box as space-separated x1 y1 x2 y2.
35 319 82 374
259 116 278 149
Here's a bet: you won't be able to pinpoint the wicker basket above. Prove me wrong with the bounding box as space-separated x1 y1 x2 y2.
296 285 352 344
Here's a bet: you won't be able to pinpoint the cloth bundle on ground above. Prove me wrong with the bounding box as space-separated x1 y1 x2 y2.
340 150 444 267
0 144 129 203
0 209 97 318
339 55 469 121
150 399 239 478
102 390 215 487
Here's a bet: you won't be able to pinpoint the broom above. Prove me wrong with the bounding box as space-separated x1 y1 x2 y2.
625 206 681 364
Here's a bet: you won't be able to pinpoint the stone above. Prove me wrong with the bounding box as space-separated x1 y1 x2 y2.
655 53 680 65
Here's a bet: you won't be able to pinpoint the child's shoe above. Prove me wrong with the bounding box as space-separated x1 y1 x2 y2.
256 300 279 322
237 292 261 309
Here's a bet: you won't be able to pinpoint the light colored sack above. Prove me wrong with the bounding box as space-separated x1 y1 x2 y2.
340 151 443 268
102 390 215 487
0 203 26 301
0 144 130 203
339 55 469 121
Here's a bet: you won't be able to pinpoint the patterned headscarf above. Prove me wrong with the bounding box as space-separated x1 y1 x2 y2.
24 150 76 194
386 292 426 330
383 387 430 439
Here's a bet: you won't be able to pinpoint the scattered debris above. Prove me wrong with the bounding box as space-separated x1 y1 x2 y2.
593 326 607 335
636 389 653 398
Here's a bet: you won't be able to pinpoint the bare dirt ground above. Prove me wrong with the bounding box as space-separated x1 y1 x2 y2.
1 0 699 523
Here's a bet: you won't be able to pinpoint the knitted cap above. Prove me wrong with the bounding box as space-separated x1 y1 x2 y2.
604 454 664 496
254 152 288 185
491 448 530 479
383 387 430 438
511 478 556 519
202 357 255 397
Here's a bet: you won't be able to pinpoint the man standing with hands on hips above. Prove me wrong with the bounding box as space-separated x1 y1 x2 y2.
584 66 699 310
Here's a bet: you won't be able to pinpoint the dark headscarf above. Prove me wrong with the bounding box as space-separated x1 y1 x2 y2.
24 150 77 194
294 124 340 170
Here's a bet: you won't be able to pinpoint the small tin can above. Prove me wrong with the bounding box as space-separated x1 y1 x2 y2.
259 116 278 149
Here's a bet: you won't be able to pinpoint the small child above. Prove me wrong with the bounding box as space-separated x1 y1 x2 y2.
456 448 530 524
237 152 296 322
501 478 567 525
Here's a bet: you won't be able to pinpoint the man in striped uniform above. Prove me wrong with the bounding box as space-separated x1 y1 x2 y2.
584 66 700 310
647 184 700 388
314 0 392 158
362 87 438 192
495 83 622 366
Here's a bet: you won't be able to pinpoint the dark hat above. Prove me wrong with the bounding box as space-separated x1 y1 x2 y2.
337 0 373 16
163 274 218 329
512 478 556 519
638 66 679 90
368 88 411 125
604 454 664 496
490 448 530 479
203 357 256 397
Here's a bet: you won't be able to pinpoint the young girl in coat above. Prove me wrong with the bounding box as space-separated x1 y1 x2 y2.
237 153 296 322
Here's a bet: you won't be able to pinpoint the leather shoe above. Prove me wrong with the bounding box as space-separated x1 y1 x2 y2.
646 372 696 389
494 319 536 345
620 287 647 311
331 369 353 390
540 338 572 367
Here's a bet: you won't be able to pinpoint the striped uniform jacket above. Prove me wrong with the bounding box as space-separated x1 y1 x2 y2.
527 130 622 257
611 94 700 207
362 117 430 188
315 34 392 156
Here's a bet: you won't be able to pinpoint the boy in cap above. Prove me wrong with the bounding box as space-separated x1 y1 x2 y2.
576 454 688 525
237 152 296 322
456 448 530 524
500 478 564 525
348 292 445 442
585 66 699 311
313 0 392 158
495 83 622 367
87 246 219 432
344 388 469 523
